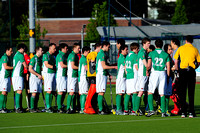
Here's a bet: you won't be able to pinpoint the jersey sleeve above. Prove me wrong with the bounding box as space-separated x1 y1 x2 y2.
2 56 7 63
83 58 87 66
173 47 180 60
166 54 170 62
43 54 48 62
195 48 200 62
140 52 146 60
134 55 138 65
100 53 105 62
91 53 96 61
19 54 25 63
58 55 63 62
69 54 75 62
29 57 35 66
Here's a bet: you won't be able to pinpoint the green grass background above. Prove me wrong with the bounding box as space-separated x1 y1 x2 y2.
0 84 200 133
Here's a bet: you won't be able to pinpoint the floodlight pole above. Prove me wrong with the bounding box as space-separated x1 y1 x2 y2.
29 0 36 58
81 24 86 48
129 0 131 26
108 0 110 42
9 0 12 46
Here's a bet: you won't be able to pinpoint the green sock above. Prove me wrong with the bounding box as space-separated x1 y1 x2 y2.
132 93 137 111
3 95 7 109
148 94 154 111
30 96 35 109
67 95 72 110
57 94 62 110
49 93 53 108
16 93 21 109
71 95 75 110
124 94 130 111
116 95 121 111
98 95 103 111
135 96 141 111
161 96 166 113
165 96 169 112
81 94 86 110
45 93 50 109
0 94 5 109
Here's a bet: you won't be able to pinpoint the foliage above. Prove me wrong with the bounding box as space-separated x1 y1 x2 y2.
16 14 48 47
149 0 176 20
85 1 117 42
171 0 188 25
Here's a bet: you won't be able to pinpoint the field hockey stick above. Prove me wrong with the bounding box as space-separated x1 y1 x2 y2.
41 89 47 109
14 91 16 110
25 88 30 110
109 78 116 114
103 97 109 113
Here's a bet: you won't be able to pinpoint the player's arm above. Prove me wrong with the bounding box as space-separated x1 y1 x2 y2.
22 61 28 70
124 64 127 74
166 61 170 77
3 63 13 70
29 65 42 79
142 59 148 68
146 58 152 76
84 65 88 71
71 61 78 70
59 61 67 68
44 61 56 70
101 61 117 69
135 64 138 71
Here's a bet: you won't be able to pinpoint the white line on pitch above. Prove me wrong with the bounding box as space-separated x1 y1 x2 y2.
0 117 199 130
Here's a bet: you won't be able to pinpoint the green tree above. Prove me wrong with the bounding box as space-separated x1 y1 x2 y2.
171 0 188 25
16 14 48 47
85 1 117 42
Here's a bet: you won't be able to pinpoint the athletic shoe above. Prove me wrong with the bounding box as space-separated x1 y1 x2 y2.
156 106 161 115
145 111 148 116
146 110 155 117
30 109 37 113
57 109 65 113
189 113 194 118
35 108 41 113
114 110 123 115
66 109 71 114
161 113 167 117
181 113 186 118
98 111 107 115
0 109 7 113
79 110 85 114
15 108 23 113
46 108 53 113
136 109 143 116
123 110 129 115
165 111 170 117
129 111 137 116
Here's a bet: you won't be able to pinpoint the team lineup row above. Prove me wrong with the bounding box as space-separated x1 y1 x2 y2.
0 37 199 118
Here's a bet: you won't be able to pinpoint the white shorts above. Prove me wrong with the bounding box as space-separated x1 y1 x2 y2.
116 78 126 94
96 74 107 93
44 73 56 92
29 76 42 93
148 71 166 95
164 76 172 96
67 76 78 93
12 76 24 91
79 77 88 94
126 78 137 94
56 76 67 92
137 76 148 92
0 77 11 92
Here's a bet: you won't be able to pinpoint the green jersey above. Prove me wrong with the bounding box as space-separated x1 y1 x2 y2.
96 49 107 76
67 51 79 78
148 48 170 71
0 53 12 78
117 54 126 79
138 47 148 76
56 51 67 77
78 55 87 82
29 55 42 78
125 51 138 79
42 51 56 73
12 51 25 77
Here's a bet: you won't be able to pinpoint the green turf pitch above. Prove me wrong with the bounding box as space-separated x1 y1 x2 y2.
1 84 200 133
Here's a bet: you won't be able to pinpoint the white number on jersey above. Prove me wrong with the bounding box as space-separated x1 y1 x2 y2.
154 57 163 67
126 61 132 69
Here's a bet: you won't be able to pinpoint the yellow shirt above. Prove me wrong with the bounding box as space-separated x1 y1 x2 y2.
174 43 200 69
87 51 97 77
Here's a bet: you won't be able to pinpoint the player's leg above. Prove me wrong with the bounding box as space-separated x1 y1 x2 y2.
29 77 37 113
44 73 53 112
116 78 122 114
79 77 88 113
66 76 75 113
124 79 132 115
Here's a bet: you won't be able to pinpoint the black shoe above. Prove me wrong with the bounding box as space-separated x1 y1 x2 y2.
98 111 107 115
46 108 53 113
66 109 71 114
30 109 37 113
146 110 155 117
15 108 23 113
57 109 65 113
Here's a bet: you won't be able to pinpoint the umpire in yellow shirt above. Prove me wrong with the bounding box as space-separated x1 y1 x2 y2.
174 35 200 118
